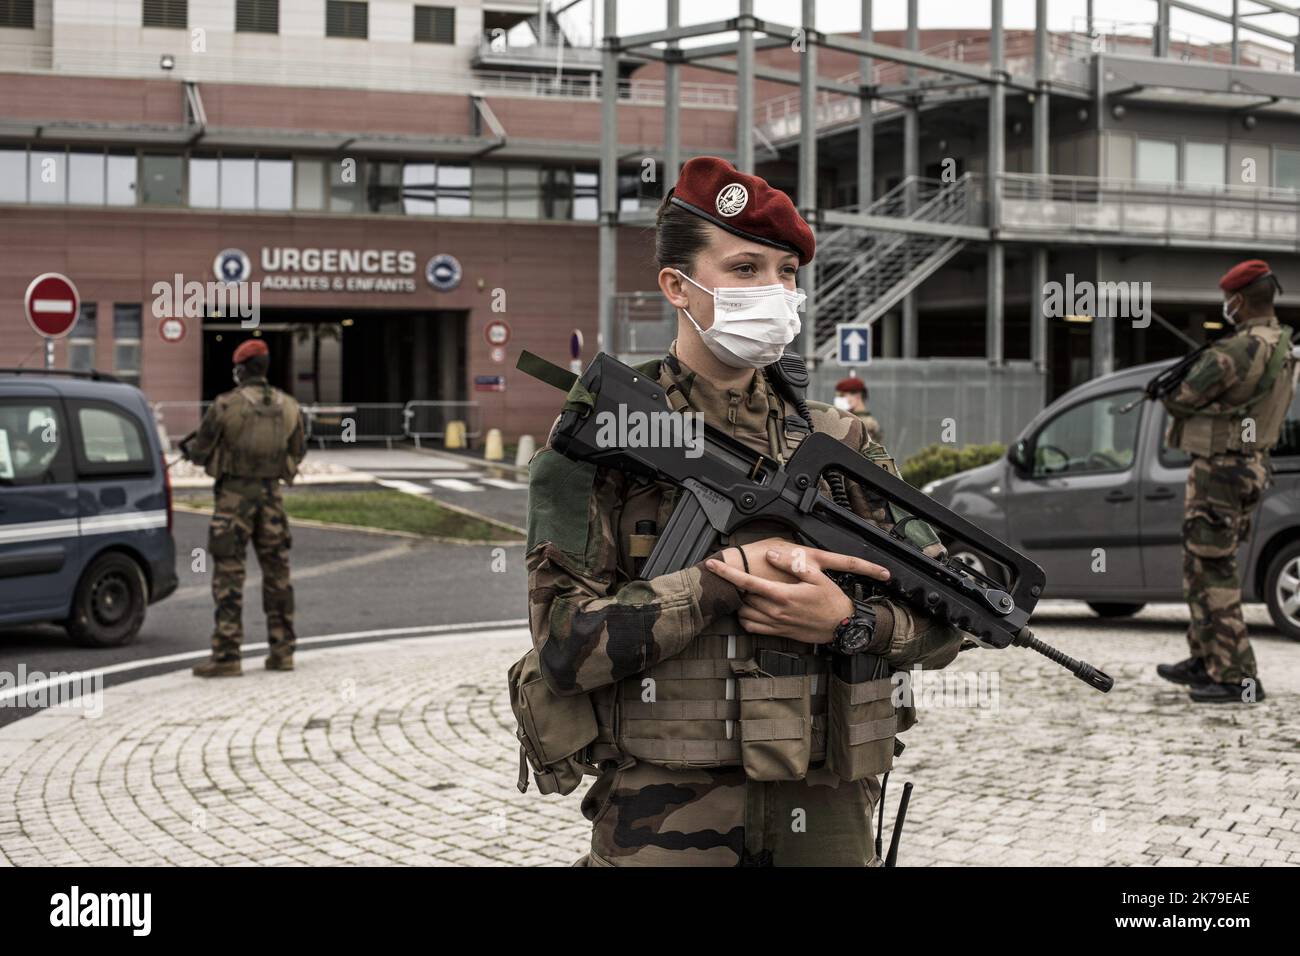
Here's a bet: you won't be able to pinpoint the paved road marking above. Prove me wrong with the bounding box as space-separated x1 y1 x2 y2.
481 477 528 491
431 478 480 493
0 618 529 706
376 478 433 496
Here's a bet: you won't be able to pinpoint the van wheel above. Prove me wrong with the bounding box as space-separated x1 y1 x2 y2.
1087 602 1145 618
1264 541 1300 642
66 553 147 647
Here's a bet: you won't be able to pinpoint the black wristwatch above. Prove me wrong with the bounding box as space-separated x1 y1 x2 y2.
831 600 877 655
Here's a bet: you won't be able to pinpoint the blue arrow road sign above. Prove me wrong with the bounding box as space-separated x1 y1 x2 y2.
836 324 872 366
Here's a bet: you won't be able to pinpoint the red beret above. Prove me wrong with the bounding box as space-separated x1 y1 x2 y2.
671 157 816 265
232 339 269 364
1220 259 1274 294
835 377 867 394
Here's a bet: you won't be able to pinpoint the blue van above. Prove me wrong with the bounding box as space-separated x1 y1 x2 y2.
0 369 177 645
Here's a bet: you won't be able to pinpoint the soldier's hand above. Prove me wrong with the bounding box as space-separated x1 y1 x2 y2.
707 544 887 645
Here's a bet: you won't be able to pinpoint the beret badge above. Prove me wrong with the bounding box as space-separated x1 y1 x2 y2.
715 183 749 218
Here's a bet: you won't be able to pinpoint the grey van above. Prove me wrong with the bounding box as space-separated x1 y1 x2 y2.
0 369 177 645
922 359 1300 640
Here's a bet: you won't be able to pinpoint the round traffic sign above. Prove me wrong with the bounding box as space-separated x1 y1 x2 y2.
570 329 584 361
159 316 186 343
24 273 80 339
490 346 506 363
485 320 511 347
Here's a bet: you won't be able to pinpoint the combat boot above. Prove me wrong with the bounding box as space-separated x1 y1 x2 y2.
1189 679 1265 704
1155 657 1207 686
264 654 295 671
192 658 242 678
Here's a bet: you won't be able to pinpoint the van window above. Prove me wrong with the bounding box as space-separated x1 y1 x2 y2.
0 401 72 486
1031 390 1143 478
73 403 152 476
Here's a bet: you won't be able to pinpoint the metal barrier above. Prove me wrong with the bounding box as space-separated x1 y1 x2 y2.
303 404 406 449
152 399 484 449
404 401 483 447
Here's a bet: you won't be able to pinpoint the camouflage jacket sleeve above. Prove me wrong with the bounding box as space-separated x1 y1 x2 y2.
287 404 307 467
1163 336 1265 418
526 446 744 697
184 397 226 466
814 406 964 672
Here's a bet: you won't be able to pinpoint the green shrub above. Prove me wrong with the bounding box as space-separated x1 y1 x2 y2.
901 442 1006 489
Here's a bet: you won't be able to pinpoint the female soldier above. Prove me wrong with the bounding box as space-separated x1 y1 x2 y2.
525 156 964 866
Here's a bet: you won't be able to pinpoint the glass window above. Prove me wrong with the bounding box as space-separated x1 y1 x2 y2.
329 159 361 212
435 163 470 216
1277 148 1300 192
0 149 27 202
0 402 67 487
220 156 256 209
142 0 188 29
545 166 572 219
472 164 504 217
573 170 598 220
506 165 541 219
107 153 137 205
617 172 641 213
0 1 36 29
68 151 105 205
1031 390 1143 478
257 157 293 210
140 154 183 206
295 158 325 209
235 0 279 34
76 406 148 468
413 5 454 44
1136 139 1178 185
1184 142 1225 186
366 160 402 214
402 162 436 215
326 0 368 39
68 303 97 372
29 150 66 204
113 304 143 385
189 155 219 207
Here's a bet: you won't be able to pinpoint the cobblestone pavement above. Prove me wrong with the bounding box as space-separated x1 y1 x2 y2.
0 607 1296 867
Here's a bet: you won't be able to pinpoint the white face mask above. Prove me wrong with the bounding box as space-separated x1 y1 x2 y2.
1222 296 1241 326
675 269 805 370
833 396 853 412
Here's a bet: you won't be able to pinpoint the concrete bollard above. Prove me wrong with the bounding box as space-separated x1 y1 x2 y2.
515 434 536 468
445 420 467 449
484 428 505 461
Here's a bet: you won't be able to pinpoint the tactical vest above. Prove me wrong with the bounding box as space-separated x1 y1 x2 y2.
1168 323 1295 458
211 382 302 480
583 361 911 780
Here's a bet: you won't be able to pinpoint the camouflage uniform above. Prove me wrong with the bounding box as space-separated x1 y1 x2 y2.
855 409 883 446
527 345 964 866
187 376 306 662
1163 315 1295 685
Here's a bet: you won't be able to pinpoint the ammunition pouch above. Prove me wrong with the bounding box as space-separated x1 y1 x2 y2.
732 659 812 782
507 648 599 796
827 673 900 780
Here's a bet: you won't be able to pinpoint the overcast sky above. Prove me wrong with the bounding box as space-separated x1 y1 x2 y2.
557 1 1295 52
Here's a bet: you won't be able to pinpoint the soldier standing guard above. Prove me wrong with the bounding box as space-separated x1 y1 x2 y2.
1157 260 1295 703
834 376 883 445
184 339 307 677
523 157 965 866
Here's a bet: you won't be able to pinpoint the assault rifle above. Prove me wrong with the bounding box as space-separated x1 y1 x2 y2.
519 350 1113 693
1116 310 1212 415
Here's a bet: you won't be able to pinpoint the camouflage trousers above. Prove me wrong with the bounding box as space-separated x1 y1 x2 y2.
573 762 882 867
209 477 295 661
1182 453 1269 684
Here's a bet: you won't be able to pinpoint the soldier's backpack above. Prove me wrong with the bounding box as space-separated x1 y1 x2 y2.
218 383 302 481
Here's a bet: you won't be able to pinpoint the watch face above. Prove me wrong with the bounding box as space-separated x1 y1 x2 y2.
838 624 871 653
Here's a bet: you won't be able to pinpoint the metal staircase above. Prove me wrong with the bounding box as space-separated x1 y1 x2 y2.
814 175 975 359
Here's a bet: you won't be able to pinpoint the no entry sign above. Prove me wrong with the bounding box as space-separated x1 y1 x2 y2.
24 273 80 339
